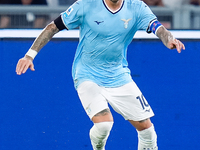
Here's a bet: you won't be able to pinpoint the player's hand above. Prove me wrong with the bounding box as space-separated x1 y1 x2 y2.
16 56 35 75
167 39 185 53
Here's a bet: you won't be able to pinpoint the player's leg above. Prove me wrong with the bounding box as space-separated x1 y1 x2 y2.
77 81 114 150
129 119 158 150
104 81 158 150
90 109 114 150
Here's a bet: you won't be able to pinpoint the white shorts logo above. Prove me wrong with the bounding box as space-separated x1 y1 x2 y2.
86 107 91 114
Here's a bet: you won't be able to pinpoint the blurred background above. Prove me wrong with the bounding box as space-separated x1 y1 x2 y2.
1 0 200 29
0 0 200 150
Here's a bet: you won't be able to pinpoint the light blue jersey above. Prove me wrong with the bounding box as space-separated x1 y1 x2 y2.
61 0 157 89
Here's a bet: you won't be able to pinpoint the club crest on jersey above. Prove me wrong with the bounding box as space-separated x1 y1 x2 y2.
66 6 73 16
121 18 132 29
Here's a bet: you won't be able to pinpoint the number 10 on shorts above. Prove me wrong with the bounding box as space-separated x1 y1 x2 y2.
136 94 150 110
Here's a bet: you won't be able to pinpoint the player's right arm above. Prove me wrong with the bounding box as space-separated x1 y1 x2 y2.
16 21 59 75
16 1 83 75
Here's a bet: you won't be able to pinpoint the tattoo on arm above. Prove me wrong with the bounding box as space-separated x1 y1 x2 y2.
94 108 111 117
31 22 59 52
156 26 174 47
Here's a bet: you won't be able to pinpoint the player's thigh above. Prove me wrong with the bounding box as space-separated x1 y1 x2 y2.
77 81 113 122
105 81 154 121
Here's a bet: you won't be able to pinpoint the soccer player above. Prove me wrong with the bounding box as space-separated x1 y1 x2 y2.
16 0 185 149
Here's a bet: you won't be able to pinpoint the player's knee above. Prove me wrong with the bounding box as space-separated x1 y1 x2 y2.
90 122 113 138
139 120 152 131
129 118 152 131
94 121 113 136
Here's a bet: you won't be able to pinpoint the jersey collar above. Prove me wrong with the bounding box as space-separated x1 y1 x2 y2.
103 0 124 14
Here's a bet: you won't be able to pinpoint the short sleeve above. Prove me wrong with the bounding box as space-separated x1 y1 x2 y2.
136 1 157 32
60 0 83 30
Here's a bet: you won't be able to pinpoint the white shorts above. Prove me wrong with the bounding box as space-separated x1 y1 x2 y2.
77 81 154 121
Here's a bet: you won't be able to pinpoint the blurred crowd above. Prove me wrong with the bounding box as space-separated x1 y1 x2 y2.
142 0 200 7
0 0 200 29
0 0 76 29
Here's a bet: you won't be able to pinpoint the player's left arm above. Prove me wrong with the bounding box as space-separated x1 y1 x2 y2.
156 25 185 53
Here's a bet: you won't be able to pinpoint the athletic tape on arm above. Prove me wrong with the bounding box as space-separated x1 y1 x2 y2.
25 49 38 59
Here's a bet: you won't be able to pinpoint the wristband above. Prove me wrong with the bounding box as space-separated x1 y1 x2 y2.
25 49 38 59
